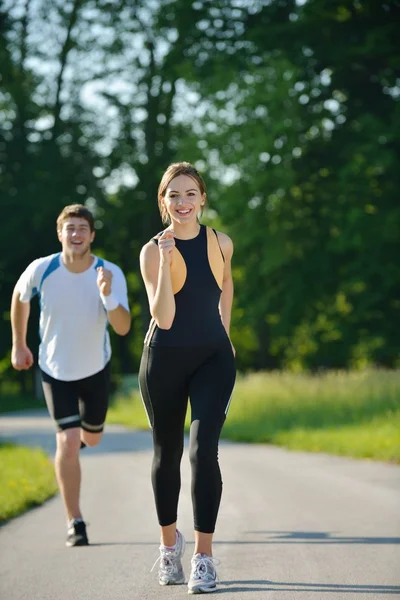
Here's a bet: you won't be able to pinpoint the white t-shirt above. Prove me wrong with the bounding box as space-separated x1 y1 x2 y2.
16 253 129 381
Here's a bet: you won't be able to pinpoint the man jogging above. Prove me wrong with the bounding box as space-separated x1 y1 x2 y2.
10 204 131 547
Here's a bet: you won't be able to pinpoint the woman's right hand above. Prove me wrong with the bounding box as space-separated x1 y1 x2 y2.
158 230 175 266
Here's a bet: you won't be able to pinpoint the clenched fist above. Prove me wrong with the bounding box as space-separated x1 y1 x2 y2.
12 344 34 371
97 266 113 296
158 230 175 266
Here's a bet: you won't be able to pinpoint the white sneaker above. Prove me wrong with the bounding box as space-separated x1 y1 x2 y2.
151 529 186 586
188 553 220 594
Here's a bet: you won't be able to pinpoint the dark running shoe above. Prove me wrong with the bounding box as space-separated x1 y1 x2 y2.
66 519 89 547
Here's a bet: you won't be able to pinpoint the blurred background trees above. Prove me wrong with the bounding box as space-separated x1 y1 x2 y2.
1 0 399 394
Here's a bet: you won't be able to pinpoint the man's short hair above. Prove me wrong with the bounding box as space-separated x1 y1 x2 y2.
56 204 95 232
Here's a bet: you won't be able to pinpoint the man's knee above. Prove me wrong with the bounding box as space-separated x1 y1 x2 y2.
81 431 103 447
57 428 81 458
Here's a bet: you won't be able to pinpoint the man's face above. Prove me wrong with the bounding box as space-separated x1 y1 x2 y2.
58 217 95 257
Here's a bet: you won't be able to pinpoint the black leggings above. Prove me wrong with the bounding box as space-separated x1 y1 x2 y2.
139 336 236 534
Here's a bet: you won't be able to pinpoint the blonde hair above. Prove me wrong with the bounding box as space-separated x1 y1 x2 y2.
158 162 207 224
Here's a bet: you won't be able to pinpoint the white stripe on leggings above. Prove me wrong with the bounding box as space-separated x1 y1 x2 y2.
138 377 152 429
225 390 234 415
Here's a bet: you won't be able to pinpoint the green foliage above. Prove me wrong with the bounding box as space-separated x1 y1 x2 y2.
0 391 45 414
1 0 399 383
180 0 400 370
0 443 58 523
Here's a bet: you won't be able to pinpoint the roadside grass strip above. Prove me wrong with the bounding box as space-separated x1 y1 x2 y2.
0 443 58 524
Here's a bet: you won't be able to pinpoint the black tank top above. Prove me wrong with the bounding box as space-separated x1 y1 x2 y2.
144 225 227 347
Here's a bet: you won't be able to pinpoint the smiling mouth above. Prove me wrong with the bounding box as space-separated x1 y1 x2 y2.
176 208 192 215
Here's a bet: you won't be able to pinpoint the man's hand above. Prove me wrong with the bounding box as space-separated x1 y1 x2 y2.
11 344 34 371
97 267 113 296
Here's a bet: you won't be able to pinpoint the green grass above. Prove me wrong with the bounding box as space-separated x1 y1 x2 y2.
108 391 150 429
275 417 400 462
0 443 58 524
107 369 400 463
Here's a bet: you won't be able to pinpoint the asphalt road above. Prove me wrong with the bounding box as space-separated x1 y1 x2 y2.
1 411 399 600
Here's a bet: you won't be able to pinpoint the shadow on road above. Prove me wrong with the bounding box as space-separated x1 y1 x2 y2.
239 531 400 545
221 580 400 595
65 532 400 548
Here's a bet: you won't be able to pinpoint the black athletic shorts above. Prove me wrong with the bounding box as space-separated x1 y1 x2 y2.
40 362 111 433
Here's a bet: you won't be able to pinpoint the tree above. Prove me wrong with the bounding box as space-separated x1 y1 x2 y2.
177 0 400 369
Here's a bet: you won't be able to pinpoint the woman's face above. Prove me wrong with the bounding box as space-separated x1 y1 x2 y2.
162 174 205 225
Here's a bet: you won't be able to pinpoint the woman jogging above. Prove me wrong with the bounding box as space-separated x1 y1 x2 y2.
138 162 236 594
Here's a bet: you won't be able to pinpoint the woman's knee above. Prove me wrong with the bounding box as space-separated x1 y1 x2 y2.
189 422 218 468
189 441 217 469
153 443 183 472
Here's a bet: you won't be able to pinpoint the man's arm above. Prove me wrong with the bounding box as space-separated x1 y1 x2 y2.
97 266 131 336
104 304 131 336
10 287 34 370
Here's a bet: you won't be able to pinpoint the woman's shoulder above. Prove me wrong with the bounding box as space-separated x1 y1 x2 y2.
213 229 233 253
207 228 233 261
213 229 232 243
141 230 165 250
151 229 167 241
140 238 160 263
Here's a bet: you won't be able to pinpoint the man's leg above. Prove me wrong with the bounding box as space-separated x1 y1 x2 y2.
80 431 102 447
41 370 84 523
55 427 82 521
78 362 110 448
